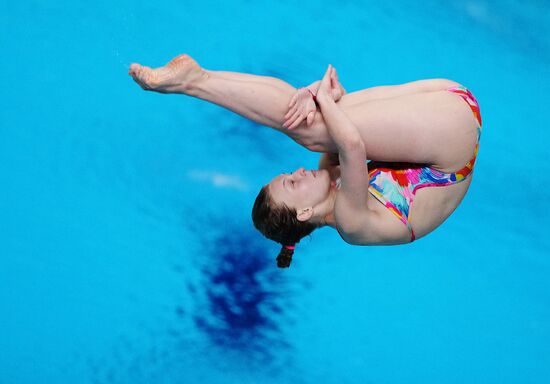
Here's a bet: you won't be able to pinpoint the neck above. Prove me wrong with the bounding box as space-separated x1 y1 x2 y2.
316 185 338 228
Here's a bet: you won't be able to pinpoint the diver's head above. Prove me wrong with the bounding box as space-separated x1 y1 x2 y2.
251 167 333 268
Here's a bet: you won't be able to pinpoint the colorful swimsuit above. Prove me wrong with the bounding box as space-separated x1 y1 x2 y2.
367 85 482 242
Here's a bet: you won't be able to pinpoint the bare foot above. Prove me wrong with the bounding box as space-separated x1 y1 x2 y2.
128 54 208 94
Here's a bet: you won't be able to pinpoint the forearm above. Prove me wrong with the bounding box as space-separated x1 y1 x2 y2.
317 97 364 154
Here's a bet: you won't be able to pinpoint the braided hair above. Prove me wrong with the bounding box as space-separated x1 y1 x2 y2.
252 185 319 268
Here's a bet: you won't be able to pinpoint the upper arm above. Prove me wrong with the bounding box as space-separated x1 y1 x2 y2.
333 139 405 244
333 144 373 237
316 97 373 238
337 142 369 211
335 149 410 244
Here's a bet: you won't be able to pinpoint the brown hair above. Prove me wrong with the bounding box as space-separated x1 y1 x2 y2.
251 185 319 268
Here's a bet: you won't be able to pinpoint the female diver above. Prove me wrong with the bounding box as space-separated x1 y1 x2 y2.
129 55 482 267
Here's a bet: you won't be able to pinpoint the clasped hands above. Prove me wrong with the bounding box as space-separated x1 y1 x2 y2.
283 65 345 130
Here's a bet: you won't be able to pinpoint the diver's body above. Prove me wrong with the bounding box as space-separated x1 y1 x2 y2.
129 54 481 248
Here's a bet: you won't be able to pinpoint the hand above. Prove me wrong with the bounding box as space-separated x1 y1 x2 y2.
283 88 317 130
316 64 336 105
330 67 344 102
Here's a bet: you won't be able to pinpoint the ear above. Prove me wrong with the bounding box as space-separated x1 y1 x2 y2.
296 207 313 222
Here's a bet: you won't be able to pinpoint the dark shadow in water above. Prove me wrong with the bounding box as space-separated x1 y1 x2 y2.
189 221 294 363
83 64 307 380
82 194 301 381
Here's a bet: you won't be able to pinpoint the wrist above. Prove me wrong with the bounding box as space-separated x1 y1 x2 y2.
306 88 318 108
316 91 334 105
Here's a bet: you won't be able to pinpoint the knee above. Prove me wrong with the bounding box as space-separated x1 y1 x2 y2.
294 126 331 153
434 78 461 89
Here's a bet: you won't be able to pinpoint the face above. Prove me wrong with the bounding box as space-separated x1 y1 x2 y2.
268 167 332 214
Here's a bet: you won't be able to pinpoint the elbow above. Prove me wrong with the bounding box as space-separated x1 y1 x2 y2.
339 137 365 156
337 222 364 244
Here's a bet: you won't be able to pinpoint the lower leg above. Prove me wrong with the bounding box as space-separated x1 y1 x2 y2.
128 54 297 130
188 70 297 129
128 55 465 161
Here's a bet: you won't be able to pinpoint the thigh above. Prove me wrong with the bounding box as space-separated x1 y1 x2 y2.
342 90 479 169
339 79 460 107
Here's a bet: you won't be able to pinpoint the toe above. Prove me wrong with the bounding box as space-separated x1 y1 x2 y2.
173 54 189 63
129 63 141 74
137 66 149 79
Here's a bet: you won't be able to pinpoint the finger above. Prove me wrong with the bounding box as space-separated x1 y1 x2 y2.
288 93 298 109
332 67 339 84
306 111 316 126
319 64 333 90
289 108 301 122
333 69 341 93
331 69 338 89
288 114 304 130
288 106 302 125
283 118 294 128
285 106 297 119
285 114 298 130
283 110 297 127
323 64 332 82
283 116 296 129
284 109 301 128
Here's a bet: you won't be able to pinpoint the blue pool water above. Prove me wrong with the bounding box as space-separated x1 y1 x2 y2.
1 1 549 383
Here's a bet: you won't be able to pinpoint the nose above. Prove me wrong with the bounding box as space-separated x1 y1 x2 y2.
295 167 305 176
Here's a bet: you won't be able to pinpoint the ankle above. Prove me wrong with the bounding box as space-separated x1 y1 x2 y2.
184 70 210 96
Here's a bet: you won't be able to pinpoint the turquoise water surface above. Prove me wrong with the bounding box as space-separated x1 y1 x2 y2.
1 1 549 383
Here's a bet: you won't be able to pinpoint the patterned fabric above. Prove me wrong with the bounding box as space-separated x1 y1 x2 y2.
367 85 482 241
